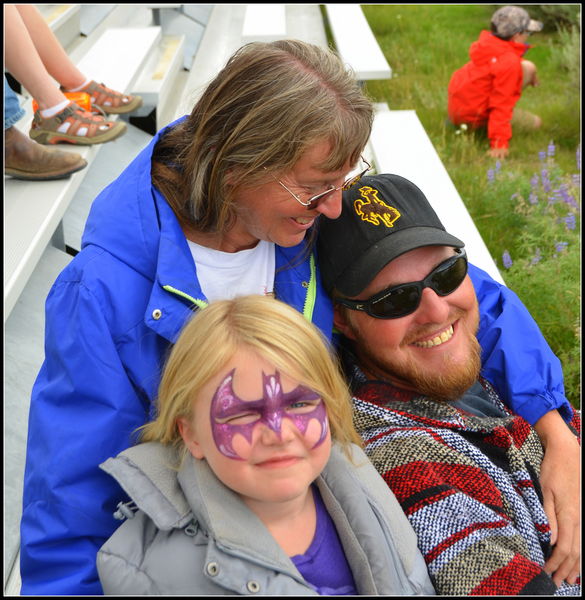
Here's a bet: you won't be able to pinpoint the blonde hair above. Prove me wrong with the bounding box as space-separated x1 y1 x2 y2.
151 39 373 234
141 295 362 457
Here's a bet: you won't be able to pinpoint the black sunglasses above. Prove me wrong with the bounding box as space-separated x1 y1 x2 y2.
336 249 468 319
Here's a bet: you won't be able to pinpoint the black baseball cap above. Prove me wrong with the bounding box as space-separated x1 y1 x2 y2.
317 173 465 297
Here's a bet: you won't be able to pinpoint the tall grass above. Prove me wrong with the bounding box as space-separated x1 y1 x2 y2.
359 4 581 407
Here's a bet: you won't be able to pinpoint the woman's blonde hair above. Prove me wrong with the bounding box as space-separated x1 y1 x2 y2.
152 39 373 234
140 295 362 457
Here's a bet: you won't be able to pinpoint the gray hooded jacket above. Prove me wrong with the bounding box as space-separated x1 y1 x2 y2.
97 442 434 595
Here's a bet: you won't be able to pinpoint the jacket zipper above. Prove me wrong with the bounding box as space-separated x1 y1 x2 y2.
302 253 317 322
162 285 208 310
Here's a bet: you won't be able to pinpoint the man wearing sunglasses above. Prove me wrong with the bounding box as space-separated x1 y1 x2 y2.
317 173 580 595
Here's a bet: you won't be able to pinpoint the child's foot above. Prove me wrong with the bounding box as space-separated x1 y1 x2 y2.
66 80 143 114
30 102 127 145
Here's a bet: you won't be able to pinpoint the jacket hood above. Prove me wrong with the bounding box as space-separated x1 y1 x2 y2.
81 119 187 282
469 30 530 65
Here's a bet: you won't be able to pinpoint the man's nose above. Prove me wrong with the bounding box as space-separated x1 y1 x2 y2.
413 287 451 324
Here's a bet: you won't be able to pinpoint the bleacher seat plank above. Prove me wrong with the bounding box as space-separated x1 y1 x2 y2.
133 34 185 130
286 4 328 47
242 4 287 43
39 4 80 49
75 27 162 95
4 25 163 323
325 4 392 81
369 108 504 284
4 166 92 321
173 5 248 119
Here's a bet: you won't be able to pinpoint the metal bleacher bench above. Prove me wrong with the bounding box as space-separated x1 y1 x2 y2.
242 4 287 43
325 4 392 82
4 20 161 322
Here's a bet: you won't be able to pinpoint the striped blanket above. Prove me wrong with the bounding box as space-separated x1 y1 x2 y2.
346 360 581 596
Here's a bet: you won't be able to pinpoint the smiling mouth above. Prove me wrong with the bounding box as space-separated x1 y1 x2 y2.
256 455 300 468
291 216 314 226
412 324 454 348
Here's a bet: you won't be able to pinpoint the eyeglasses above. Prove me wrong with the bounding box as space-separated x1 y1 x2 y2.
336 249 468 319
271 156 372 209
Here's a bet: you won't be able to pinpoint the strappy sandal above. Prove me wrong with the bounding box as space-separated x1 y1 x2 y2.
69 80 143 114
29 102 127 145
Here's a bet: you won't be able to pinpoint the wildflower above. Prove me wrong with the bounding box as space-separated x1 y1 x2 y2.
487 169 495 183
565 213 576 230
495 161 501 173
572 174 580 187
529 192 538 205
539 151 546 162
547 141 556 157
502 250 513 269
530 248 542 265
555 241 568 254
541 169 551 192
530 174 539 188
559 185 579 211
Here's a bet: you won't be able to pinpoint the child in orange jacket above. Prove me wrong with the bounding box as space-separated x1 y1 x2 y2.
448 6 543 159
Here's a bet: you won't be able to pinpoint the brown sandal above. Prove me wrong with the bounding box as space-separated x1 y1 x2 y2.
71 80 143 114
29 103 127 145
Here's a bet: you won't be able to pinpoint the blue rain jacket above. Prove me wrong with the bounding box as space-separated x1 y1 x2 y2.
20 119 571 595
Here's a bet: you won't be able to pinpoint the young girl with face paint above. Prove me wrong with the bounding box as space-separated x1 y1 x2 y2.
96 295 434 596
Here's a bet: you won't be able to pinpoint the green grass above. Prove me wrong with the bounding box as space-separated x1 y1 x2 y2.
358 4 581 408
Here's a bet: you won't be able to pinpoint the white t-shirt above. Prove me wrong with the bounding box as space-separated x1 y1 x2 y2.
188 239 275 302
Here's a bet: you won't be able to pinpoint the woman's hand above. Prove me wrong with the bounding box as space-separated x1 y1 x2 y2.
534 410 581 587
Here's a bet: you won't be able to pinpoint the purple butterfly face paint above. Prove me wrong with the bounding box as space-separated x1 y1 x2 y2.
210 369 328 460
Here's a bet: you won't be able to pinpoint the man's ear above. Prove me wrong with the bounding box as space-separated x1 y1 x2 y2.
177 417 205 459
333 303 357 341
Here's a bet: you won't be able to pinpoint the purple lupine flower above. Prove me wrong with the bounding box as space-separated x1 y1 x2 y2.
572 173 580 186
530 174 539 188
559 185 579 211
530 248 542 265
548 189 561 204
529 192 539 205
565 213 576 230
487 169 495 183
555 241 568 253
495 161 502 173
541 169 551 192
539 150 546 162
547 141 556 157
502 250 513 269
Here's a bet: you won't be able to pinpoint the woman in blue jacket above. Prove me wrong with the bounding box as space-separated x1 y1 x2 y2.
21 39 577 595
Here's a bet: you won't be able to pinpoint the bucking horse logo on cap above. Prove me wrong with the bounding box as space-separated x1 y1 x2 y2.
354 185 401 227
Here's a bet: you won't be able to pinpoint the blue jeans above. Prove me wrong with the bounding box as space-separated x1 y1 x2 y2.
4 75 26 130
